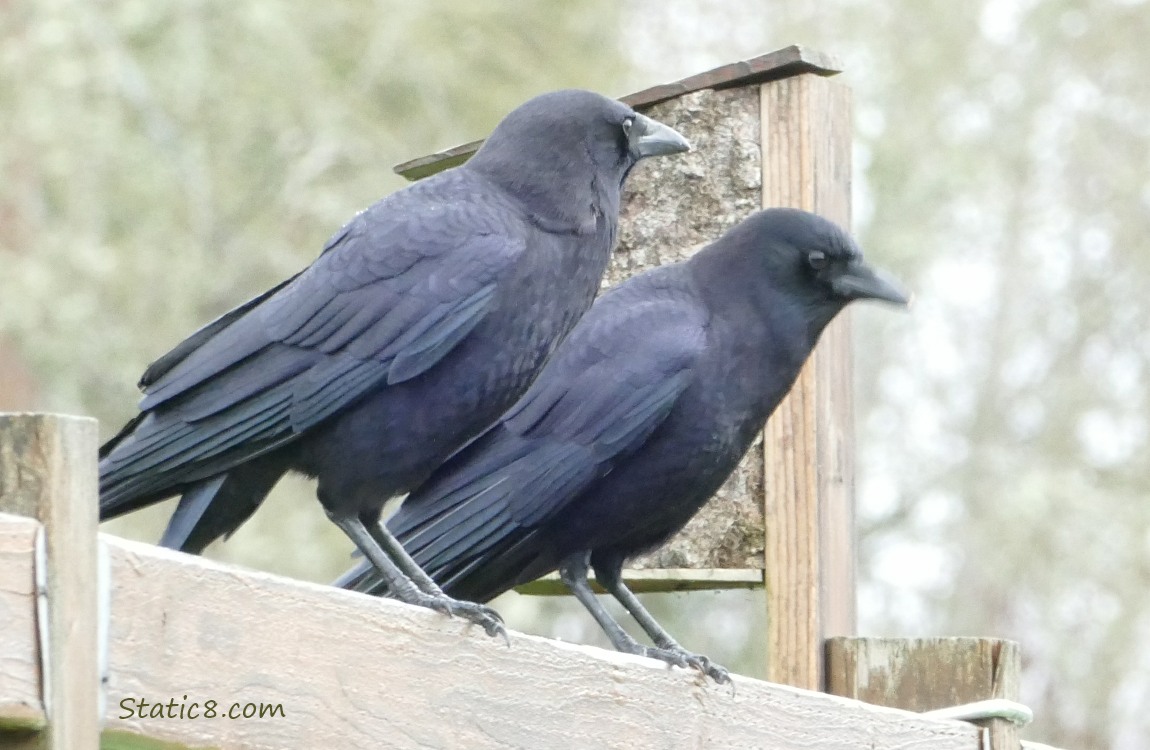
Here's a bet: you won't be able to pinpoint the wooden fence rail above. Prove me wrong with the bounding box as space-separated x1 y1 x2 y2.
0 412 1068 750
0 514 981 750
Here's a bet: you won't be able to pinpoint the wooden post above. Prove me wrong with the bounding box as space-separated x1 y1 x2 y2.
0 413 100 750
826 637 1023 750
760 73 856 690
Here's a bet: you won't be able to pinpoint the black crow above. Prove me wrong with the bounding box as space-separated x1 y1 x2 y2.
98 89 690 637
336 208 908 678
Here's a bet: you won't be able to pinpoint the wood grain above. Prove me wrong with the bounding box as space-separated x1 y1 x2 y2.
0 513 981 750
827 637 1022 750
0 514 43 736
760 74 857 690
0 414 100 750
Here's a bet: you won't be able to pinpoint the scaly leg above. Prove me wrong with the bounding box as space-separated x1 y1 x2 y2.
560 551 728 683
593 552 729 684
328 510 505 640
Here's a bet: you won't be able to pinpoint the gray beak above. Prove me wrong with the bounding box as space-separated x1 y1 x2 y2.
831 261 911 306
628 113 691 159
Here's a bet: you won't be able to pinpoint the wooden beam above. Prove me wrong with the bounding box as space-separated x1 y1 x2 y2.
393 45 843 181
0 413 101 750
826 637 1023 750
760 74 856 690
0 512 982 750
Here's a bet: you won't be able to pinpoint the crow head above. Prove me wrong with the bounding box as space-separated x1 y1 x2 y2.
467 90 689 230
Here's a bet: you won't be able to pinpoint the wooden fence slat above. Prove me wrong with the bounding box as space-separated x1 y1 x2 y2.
826 637 1023 750
0 512 981 750
0 414 100 750
0 513 43 742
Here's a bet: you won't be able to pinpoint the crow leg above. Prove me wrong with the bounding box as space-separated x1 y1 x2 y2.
364 517 506 634
364 518 448 593
592 553 730 684
327 510 505 640
560 552 727 682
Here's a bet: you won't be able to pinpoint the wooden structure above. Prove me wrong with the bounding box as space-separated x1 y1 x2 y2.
0 505 986 750
0 414 1068 749
399 44 856 691
828 637 1027 750
0 48 1074 749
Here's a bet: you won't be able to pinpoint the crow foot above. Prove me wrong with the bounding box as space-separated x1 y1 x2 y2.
630 644 731 684
399 591 508 643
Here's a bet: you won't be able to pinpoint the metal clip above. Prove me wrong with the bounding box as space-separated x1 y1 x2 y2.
97 536 110 728
33 525 52 717
31 525 111 727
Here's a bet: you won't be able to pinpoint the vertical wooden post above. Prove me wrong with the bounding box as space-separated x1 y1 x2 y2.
760 74 856 690
826 637 1023 749
0 413 100 750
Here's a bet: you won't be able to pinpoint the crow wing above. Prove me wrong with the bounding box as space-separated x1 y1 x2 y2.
100 185 528 513
366 291 709 599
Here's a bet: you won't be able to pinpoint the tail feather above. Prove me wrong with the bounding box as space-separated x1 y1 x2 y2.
336 484 557 604
157 454 288 553
156 475 227 552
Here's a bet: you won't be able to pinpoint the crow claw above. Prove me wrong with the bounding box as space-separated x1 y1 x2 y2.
399 591 508 642
639 645 730 685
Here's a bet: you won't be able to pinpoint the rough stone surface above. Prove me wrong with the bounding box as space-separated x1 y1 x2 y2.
608 87 766 571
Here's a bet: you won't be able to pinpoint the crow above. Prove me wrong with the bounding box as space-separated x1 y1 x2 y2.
336 208 908 678
98 89 690 638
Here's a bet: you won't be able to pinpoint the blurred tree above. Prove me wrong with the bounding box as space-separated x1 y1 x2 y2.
0 0 629 574
620 0 1150 746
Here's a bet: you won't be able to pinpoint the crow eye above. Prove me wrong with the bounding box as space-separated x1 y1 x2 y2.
808 251 829 271
621 116 635 137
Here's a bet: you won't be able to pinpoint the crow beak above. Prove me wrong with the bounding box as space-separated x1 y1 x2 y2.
628 113 691 159
831 261 911 307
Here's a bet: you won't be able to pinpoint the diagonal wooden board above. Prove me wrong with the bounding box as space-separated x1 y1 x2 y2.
0 512 982 750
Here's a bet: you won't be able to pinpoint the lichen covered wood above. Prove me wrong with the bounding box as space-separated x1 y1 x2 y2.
612 87 768 571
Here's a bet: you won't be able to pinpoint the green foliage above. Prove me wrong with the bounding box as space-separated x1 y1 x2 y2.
0 0 627 426
629 1 1150 745
0 0 628 582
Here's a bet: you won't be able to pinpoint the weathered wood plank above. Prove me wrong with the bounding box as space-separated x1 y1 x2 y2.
0 513 980 750
826 637 1023 749
760 74 857 690
0 414 100 750
394 45 842 181
0 514 43 738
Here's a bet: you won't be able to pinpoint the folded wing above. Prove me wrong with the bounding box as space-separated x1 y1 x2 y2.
100 195 526 517
340 291 708 601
